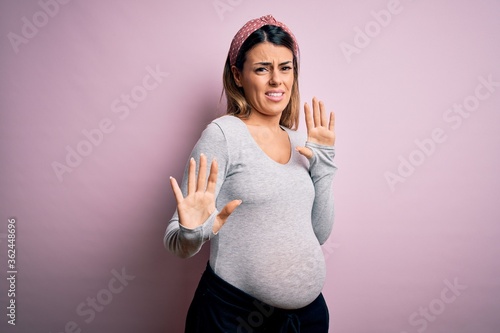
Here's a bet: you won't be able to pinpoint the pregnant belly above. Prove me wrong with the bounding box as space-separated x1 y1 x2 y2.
218 230 327 310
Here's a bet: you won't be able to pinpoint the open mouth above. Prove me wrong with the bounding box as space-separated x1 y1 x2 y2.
265 92 284 97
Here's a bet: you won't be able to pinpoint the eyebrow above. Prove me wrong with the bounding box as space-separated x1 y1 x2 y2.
253 61 293 66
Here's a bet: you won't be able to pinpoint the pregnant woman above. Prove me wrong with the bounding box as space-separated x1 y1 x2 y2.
164 15 337 333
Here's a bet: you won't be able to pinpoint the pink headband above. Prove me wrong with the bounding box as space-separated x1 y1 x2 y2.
228 15 299 66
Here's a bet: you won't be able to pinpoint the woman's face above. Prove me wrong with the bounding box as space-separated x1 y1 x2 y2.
232 42 295 121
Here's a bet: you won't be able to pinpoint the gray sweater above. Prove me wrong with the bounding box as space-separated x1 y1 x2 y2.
164 115 337 309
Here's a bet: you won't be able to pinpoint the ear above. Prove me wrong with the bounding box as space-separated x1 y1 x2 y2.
231 66 243 87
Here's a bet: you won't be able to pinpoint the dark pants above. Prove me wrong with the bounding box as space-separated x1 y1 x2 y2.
185 263 329 333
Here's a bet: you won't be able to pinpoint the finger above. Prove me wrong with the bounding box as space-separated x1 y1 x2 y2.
319 100 327 127
213 199 242 233
169 176 184 204
206 158 218 193
329 111 335 132
187 157 196 195
295 146 313 159
313 97 321 127
217 200 242 224
196 153 207 192
304 102 313 133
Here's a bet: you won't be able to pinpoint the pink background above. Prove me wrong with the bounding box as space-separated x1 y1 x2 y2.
1 0 499 332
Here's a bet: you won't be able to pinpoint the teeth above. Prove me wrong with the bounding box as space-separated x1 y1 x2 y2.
267 92 283 97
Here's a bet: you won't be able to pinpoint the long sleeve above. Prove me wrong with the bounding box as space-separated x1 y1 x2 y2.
305 142 337 245
163 122 229 258
163 115 335 309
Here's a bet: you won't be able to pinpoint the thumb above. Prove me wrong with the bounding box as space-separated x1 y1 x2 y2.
296 146 313 159
213 200 242 233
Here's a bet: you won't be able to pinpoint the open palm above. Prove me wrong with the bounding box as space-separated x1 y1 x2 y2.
170 154 241 234
296 97 336 159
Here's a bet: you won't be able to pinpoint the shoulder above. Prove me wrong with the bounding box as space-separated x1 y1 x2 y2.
211 115 244 129
208 115 246 139
200 115 235 134
197 115 244 145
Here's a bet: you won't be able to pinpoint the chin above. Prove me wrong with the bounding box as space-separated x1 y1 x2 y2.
266 100 290 112
263 106 286 116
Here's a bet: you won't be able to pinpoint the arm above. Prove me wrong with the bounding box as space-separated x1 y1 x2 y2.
164 122 240 258
296 97 337 244
306 142 337 244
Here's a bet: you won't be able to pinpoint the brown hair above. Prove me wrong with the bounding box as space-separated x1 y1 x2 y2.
222 25 300 130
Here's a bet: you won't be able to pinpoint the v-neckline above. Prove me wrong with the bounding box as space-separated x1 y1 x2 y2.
233 116 292 166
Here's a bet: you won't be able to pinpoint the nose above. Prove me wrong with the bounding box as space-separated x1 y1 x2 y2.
269 69 282 86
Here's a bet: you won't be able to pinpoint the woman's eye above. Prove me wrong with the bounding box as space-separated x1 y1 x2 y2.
281 66 292 71
255 67 267 73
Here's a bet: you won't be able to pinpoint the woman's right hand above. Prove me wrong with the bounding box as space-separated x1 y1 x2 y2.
170 153 241 234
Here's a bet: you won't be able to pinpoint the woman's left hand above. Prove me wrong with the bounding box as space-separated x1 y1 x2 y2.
296 97 336 159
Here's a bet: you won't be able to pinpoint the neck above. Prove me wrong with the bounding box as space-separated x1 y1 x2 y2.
243 111 282 131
